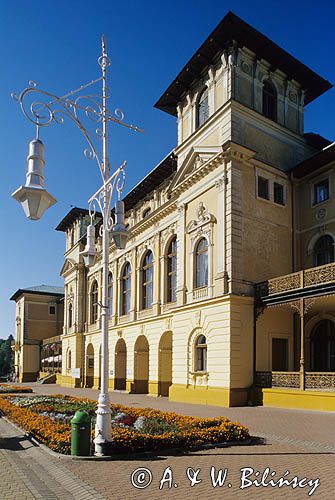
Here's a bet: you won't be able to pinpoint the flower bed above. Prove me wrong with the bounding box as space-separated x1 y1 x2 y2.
0 384 33 394
0 395 249 455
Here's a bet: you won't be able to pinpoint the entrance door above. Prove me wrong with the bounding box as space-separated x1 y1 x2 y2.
272 338 288 371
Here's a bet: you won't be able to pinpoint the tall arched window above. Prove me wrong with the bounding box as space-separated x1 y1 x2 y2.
121 263 131 315
313 235 334 266
90 280 98 324
68 303 73 328
195 334 207 372
108 272 113 316
142 251 153 309
195 238 208 288
67 349 72 371
262 80 277 121
167 237 177 303
197 88 209 128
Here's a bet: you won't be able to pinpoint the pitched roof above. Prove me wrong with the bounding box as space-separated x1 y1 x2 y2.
56 152 177 232
155 11 332 116
10 285 64 302
292 142 335 179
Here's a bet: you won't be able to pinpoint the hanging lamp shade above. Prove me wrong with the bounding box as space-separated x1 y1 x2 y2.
80 222 98 267
12 139 57 220
111 200 128 249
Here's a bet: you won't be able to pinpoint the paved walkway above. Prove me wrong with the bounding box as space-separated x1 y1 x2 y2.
0 383 334 499
0 417 105 500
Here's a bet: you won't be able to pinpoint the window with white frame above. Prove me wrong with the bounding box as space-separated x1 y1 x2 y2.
262 80 277 122
90 280 98 324
258 176 269 200
196 88 209 128
108 272 113 316
274 182 285 205
314 178 329 205
195 334 207 372
68 302 73 328
121 263 131 315
141 251 153 309
256 172 286 206
195 238 208 289
166 237 177 303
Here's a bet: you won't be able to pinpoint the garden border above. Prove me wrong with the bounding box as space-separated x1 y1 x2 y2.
2 415 258 461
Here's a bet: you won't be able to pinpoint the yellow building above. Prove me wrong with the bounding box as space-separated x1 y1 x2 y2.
56 12 335 410
10 285 64 382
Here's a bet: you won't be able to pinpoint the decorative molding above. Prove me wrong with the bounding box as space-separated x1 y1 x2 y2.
186 202 216 234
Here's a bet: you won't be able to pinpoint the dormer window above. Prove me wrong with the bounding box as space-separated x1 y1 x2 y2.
262 80 277 121
196 88 209 128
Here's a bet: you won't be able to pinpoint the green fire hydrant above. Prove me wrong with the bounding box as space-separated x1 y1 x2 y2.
71 411 91 456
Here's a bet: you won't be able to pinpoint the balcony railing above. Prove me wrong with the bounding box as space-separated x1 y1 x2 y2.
255 371 335 390
257 262 335 297
192 286 208 301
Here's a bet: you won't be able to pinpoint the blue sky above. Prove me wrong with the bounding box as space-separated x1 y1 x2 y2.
0 0 334 339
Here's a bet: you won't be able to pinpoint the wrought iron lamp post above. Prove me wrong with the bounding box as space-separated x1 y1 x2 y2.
12 35 142 455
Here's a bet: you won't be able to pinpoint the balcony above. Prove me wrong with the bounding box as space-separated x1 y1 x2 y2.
192 286 209 301
256 371 335 390
257 262 335 305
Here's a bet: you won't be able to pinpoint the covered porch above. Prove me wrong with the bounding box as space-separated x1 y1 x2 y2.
255 262 335 410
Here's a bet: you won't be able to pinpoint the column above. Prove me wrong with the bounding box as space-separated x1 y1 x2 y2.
299 298 305 390
176 202 186 306
215 175 227 295
152 233 161 315
130 248 137 322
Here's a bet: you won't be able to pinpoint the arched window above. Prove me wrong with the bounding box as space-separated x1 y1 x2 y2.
197 88 209 128
68 303 73 328
90 280 98 324
262 80 277 121
70 229 75 247
121 263 131 315
67 349 72 371
313 235 334 267
167 237 177 303
108 272 113 316
195 238 208 288
142 251 153 309
195 334 207 372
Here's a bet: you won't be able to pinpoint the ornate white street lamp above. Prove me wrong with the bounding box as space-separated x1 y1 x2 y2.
12 35 142 455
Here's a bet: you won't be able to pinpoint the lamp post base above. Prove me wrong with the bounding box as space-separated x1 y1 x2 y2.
94 392 112 456
94 438 113 457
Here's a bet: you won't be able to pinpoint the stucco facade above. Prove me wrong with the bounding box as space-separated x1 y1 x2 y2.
10 286 64 382
55 12 335 409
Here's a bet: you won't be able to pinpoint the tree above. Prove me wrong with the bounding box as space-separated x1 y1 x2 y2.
0 335 14 377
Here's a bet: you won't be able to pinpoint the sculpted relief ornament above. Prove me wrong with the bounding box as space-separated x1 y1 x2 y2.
186 202 216 235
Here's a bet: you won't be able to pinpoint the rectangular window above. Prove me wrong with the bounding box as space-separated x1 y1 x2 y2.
258 176 269 200
274 182 284 205
49 305 56 315
272 338 288 371
314 179 329 205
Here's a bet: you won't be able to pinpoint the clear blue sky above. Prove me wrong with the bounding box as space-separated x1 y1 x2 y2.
0 0 334 338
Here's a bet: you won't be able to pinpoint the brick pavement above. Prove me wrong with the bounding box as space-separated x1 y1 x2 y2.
0 417 106 500
1 383 334 499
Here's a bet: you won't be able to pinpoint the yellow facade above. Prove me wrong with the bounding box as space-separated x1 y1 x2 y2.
55 13 334 410
10 287 64 382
